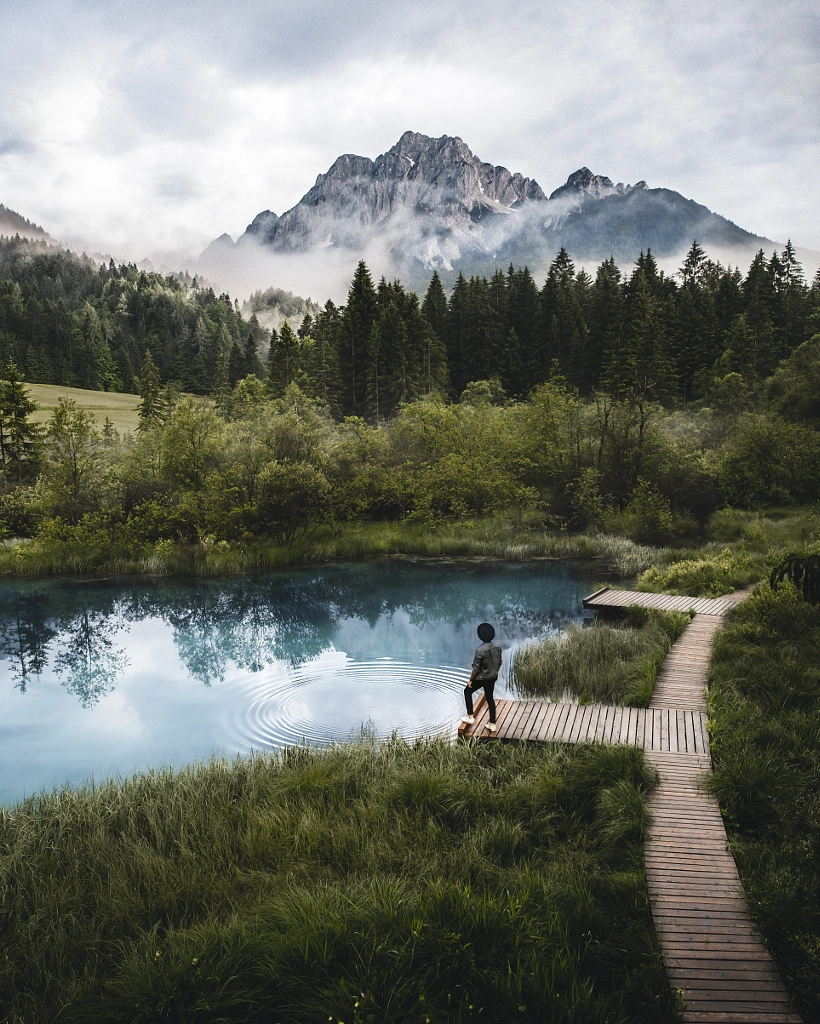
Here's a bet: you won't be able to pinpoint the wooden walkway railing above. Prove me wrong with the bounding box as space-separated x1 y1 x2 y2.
459 590 802 1023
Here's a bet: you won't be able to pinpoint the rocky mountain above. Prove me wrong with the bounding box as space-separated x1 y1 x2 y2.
204 131 772 286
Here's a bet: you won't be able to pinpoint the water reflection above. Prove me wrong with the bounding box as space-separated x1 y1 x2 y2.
0 560 594 805
0 590 56 692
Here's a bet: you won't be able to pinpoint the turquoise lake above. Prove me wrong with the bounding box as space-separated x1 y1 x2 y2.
0 559 595 806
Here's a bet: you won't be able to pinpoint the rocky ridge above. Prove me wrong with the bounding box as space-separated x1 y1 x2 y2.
204 132 770 285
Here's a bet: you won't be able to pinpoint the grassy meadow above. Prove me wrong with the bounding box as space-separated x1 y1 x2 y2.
27 382 140 434
0 738 675 1024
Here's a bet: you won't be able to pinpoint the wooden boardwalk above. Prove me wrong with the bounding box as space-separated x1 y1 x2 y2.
459 696 710 753
582 586 738 617
645 750 801 1023
459 591 802 1023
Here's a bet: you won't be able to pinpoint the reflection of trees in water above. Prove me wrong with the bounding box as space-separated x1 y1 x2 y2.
0 563 585 699
0 588 129 706
53 607 129 707
0 590 57 692
125 578 349 686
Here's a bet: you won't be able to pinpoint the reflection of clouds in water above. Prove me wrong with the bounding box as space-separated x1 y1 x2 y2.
227 652 467 749
0 561 591 805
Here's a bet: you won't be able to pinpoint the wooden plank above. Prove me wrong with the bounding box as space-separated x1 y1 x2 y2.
520 702 544 741
522 701 550 742
505 701 529 741
546 703 571 742
537 701 562 742
569 704 591 744
584 703 603 743
610 705 623 744
558 703 579 743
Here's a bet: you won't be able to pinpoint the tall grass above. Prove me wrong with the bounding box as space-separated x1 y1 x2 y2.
0 521 645 578
511 608 690 707
0 738 674 1023
708 583 820 1020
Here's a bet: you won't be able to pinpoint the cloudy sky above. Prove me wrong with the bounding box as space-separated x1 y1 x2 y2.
1 0 818 265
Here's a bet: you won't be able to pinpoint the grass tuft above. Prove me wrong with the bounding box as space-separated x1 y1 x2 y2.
511 607 690 707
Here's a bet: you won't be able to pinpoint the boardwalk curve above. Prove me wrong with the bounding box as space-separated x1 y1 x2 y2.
459 591 801 1023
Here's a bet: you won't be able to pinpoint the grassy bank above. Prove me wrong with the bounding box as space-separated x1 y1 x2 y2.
0 521 667 578
708 584 820 1021
0 738 674 1023
511 608 691 707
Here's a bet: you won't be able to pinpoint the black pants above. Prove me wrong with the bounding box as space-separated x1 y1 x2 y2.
465 679 496 723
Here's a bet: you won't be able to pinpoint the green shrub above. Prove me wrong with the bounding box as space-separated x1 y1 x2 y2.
637 547 758 597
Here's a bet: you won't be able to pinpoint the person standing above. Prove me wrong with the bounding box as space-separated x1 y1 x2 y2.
462 622 502 733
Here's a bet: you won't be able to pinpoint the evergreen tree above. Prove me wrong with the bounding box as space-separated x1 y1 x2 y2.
303 303 343 414
446 273 469 394
213 349 231 417
0 361 38 485
136 351 165 429
625 269 677 404
507 266 539 388
337 261 378 416
421 271 448 350
267 322 300 398
589 258 622 391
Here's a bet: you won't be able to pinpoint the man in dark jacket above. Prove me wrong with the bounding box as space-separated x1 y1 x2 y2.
461 622 502 733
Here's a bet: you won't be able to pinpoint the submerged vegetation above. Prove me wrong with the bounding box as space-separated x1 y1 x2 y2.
0 738 674 1023
512 607 690 707
708 584 820 1020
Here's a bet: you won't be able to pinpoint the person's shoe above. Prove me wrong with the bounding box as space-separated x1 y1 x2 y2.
460 715 475 724
486 723 497 732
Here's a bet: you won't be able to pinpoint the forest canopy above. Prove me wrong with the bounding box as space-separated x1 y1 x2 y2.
0 235 819 559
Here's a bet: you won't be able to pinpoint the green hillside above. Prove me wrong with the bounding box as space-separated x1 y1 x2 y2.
26 383 140 434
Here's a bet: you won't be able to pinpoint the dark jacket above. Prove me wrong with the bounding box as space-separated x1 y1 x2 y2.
472 642 502 683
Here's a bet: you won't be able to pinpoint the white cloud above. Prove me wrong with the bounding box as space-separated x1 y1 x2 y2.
0 0 817 289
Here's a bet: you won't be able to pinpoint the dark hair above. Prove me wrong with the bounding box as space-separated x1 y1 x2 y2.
477 622 495 642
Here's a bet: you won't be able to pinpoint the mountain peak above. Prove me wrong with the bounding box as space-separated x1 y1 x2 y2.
549 168 647 202
237 132 546 249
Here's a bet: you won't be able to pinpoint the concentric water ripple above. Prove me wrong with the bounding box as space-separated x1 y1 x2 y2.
226 658 476 750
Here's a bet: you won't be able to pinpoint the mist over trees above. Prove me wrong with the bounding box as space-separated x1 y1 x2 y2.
1 234 820 555
1 237 817 415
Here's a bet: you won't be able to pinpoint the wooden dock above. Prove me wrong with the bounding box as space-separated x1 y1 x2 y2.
459 589 802 1023
582 586 738 617
459 696 710 753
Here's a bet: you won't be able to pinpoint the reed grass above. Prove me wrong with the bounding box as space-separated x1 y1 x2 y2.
0 738 674 1023
511 608 690 707
0 521 646 578
708 583 820 1020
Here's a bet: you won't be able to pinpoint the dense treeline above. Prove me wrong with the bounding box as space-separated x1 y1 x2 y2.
0 238 266 394
2 235 819 417
2 235 820 560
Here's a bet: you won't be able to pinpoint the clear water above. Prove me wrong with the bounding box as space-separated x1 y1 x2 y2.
0 559 595 806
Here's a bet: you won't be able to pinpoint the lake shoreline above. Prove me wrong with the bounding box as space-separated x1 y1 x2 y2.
0 522 665 580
